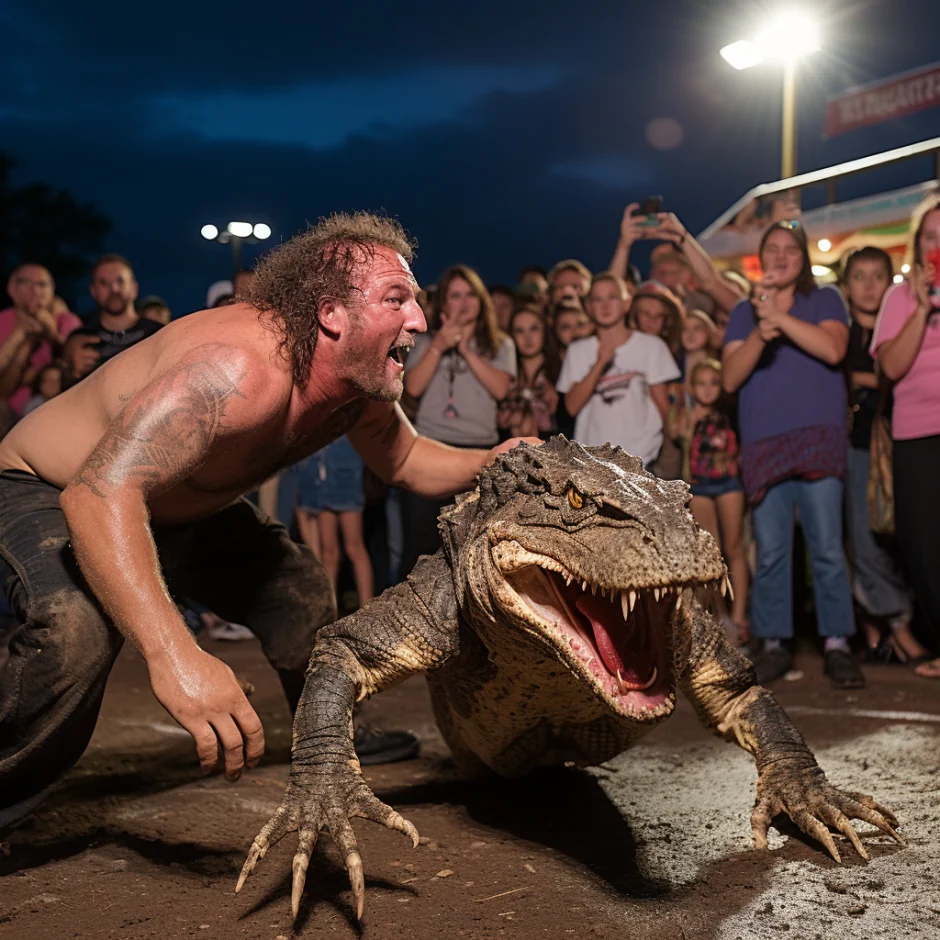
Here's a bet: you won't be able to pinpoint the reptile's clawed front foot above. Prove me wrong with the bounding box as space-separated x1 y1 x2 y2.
235 766 419 921
752 761 903 863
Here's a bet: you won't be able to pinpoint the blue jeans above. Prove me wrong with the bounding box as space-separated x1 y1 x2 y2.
751 476 855 639
844 446 911 621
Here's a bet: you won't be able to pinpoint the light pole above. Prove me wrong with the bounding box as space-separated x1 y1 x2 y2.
720 10 821 180
201 221 272 280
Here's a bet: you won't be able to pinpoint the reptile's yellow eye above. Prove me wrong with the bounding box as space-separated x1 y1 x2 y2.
567 487 584 510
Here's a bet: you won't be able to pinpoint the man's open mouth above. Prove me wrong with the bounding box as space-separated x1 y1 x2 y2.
387 341 411 368
494 544 728 719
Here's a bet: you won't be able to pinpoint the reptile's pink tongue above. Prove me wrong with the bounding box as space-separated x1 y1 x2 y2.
575 595 646 681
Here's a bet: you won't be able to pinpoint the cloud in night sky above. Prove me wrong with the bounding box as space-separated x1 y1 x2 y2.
156 66 566 148
1 0 938 314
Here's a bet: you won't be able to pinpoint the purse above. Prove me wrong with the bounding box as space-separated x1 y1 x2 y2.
867 382 894 535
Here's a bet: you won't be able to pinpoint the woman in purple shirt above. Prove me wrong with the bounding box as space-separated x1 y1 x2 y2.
723 220 860 688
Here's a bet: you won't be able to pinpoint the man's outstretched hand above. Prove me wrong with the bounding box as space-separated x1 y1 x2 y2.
148 645 265 780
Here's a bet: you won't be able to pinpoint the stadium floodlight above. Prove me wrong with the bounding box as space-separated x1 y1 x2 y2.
201 224 219 240
755 10 821 64
228 221 254 238
719 40 763 71
719 10 822 179
253 223 272 240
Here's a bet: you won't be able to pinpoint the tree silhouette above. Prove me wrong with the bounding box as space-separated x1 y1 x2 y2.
0 152 111 306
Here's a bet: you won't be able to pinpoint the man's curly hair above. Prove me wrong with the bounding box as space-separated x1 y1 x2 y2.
249 212 416 384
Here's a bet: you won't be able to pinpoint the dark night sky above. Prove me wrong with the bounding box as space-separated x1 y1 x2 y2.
1 0 938 316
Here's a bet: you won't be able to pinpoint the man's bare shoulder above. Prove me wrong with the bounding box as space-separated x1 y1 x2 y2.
153 305 292 409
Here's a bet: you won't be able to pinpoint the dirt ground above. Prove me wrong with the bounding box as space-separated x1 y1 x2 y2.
2 637 939 940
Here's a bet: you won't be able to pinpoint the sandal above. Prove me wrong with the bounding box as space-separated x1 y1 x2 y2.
913 657 940 679
865 634 933 667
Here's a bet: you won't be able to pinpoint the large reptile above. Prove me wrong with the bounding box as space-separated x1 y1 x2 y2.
236 438 902 919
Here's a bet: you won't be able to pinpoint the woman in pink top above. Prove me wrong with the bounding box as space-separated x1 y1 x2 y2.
871 194 940 678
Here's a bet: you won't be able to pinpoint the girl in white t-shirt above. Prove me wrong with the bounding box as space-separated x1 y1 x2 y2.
556 272 680 466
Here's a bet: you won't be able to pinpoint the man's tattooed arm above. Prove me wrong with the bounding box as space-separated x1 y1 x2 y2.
72 345 247 500
61 344 275 661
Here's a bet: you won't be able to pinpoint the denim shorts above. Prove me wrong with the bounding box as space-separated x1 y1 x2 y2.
690 475 743 499
296 436 364 514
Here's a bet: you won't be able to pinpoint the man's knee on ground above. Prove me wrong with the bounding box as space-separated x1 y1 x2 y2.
18 588 120 695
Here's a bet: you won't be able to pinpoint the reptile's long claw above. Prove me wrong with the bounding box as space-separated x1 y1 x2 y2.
853 804 904 846
795 810 841 863
291 857 307 920
357 793 420 849
346 850 365 921
235 839 266 894
329 810 366 919
826 809 869 862
848 791 899 828
237 806 294 894
385 810 420 848
750 797 773 850
291 829 318 921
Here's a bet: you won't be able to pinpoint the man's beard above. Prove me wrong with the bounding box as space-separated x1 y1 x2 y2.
349 366 402 403
340 330 403 403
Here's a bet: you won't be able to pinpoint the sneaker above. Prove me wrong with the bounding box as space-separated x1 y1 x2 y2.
824 649 866 689
353 723 420 766
750 644 794 685
206 620 255 642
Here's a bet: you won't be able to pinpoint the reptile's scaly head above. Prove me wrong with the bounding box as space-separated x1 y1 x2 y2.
442 437 728 722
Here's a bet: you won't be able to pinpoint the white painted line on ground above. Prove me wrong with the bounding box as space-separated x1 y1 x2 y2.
788 706 940 724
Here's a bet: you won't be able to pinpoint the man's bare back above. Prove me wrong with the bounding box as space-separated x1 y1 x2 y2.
0 303 377 524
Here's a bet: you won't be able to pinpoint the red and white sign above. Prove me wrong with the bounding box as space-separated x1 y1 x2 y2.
825 62 940 137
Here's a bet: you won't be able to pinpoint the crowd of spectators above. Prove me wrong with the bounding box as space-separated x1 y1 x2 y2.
3 193 939 688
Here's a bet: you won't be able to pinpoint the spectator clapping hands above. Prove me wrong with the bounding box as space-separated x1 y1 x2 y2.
431 311 465 353
18 305 60 344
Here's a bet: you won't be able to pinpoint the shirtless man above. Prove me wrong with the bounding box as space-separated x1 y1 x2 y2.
0 212 531 827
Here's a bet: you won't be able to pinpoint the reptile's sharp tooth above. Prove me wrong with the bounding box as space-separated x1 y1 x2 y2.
582 580 588 592
654 587 661 602
621 593 630 620
719 578 728 597
675 591 683 612
724 575 735 602
629 590 637 612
